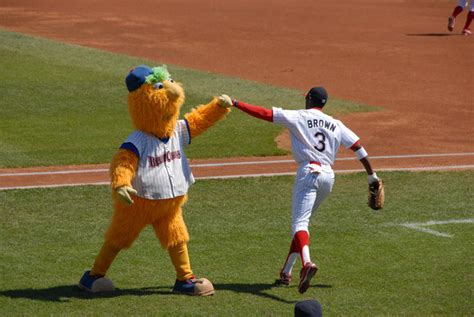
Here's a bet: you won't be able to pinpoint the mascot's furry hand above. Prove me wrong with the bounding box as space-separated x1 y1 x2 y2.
116 186 137 205
217 94 233 108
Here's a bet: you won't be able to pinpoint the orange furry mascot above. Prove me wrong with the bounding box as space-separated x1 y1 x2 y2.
79 65 231 295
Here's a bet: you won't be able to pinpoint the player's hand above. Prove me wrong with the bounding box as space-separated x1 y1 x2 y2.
217 94 232 108
116 186 137 205
368 172 379 185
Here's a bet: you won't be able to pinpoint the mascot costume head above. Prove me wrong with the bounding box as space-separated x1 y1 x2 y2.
79 65 231 296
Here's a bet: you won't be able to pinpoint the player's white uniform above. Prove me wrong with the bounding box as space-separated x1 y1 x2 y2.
120 120 195 200
272 107 359 234
457 0 474 11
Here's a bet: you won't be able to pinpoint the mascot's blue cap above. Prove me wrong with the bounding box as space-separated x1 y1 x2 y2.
125 65 153 92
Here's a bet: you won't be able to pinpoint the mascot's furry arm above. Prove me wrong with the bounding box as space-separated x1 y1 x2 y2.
185 97 231 138
110 149 138 191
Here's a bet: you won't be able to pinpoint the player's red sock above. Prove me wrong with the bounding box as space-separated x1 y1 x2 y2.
281 236 300 274
463 11 474 30
293 230 311 265
452 6 464 18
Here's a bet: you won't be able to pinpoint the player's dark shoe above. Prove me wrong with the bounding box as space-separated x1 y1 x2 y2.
298 262 318 294
462 28 472 36
275 270 292 286
448 16 455 32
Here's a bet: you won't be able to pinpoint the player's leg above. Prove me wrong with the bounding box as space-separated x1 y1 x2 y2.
294 170 335 293
278 165 317 286
277 238 299 285
462 3 474 35
449 0 468 31
311 171 335 218
290 169 321 264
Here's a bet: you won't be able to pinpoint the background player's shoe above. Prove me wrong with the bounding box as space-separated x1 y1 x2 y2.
298 262 318 294
462 28 472 35
448 16 455 32
275 270 292 286
172 277 215 296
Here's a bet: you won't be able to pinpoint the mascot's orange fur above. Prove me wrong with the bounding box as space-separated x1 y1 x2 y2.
79 65 231 295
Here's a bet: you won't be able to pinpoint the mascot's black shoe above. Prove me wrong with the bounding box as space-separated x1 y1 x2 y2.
78 270 115 293
172 277 215 296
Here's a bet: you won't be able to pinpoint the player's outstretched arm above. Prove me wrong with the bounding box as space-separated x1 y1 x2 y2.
232 99 273 122
184 94 231 139
351 143 378 183
352 143 385 210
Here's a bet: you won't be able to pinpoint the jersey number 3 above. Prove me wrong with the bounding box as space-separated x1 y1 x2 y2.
314 132 326 152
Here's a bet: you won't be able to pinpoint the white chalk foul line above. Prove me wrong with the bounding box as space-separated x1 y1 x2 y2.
397 218 474 238
0 169 108 177
1 152 473 177
195 165 474 180
193 152 474 167
2 164 474 190
0 182 110 190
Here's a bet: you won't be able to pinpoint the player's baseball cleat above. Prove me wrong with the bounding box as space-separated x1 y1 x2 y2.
462 29 472 35
172 277 215 296
275 270 292 286
447 16 455 32
78 270 115 293
298 262 318 294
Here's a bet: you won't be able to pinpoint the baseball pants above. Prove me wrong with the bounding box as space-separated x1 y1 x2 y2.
291 164 335 235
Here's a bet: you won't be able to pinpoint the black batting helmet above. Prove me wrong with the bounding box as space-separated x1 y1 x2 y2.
305 87 328 109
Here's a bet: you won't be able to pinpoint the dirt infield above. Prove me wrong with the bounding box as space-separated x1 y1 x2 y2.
0 0 473 188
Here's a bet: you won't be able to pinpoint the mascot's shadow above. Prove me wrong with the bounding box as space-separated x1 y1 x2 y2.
0 282 332 303
0 285 172 302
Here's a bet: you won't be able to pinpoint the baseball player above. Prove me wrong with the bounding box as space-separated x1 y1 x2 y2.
448 0 474 35
232 87 380 294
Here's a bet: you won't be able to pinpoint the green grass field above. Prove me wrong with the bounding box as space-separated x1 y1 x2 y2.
1 28 473 316
0 29 377 168
1 171 473 316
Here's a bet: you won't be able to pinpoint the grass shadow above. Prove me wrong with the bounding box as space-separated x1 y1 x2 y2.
214 282 332 304
0 285 172 302
0 282 332 303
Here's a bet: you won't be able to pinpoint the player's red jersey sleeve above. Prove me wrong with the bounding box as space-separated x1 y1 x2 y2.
233 100 273 122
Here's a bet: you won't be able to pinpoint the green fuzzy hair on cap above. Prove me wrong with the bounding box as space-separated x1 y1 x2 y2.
145 65 171 84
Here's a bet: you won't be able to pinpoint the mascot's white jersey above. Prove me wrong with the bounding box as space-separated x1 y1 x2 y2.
272 107 359 167
122 120 195 200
